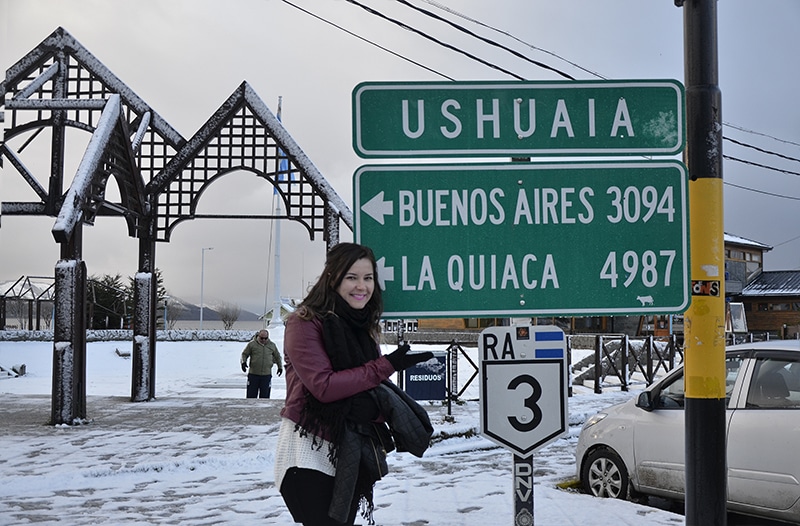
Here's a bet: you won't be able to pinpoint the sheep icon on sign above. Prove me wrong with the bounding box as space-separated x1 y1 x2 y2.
479 325 568 457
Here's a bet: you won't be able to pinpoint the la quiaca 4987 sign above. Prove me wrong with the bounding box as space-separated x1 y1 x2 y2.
354 161 689 318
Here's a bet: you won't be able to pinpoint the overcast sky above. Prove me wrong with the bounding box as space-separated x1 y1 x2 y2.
2 0 799 315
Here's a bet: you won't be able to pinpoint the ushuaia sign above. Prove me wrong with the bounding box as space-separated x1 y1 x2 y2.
353 80 684 158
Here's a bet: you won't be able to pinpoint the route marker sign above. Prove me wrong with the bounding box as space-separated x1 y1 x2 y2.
479 324 568 526
354 161 690 318
479 324 568 456
353 79 684 158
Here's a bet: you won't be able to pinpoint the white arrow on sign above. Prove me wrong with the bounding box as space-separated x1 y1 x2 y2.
361 191 393 225
376 257 395 291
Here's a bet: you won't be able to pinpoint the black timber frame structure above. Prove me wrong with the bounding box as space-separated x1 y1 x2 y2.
0 27 352 424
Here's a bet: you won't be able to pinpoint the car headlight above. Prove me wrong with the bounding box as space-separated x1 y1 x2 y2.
582 412 608 431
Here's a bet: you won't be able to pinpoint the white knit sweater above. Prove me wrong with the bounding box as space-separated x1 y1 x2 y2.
273 417 337 491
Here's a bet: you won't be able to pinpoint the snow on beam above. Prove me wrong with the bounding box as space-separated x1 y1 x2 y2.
66 31 185 147
131 112 151 153
2 144 48 200
13 62 59 100
6 98 107 110
52 94 121 243
2 202 47 214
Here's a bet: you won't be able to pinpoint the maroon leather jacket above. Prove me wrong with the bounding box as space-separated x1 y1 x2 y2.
280 313 395 436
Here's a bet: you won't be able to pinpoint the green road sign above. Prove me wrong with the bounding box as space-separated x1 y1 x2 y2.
352 80 684 158
354 161 690 318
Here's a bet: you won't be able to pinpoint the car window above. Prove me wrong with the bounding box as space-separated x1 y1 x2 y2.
725 354 745 403
656 354 744 409
746 357 800 409
657 371 685 408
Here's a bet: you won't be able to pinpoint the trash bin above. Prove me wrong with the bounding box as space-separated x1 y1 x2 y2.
404 352 446 401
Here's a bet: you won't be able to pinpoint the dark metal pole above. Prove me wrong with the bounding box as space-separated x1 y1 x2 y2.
513 454 534 526
680 0 727 524
52 228 87 424
132 230 158 402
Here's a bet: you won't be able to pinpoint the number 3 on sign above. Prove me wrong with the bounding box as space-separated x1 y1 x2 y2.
507 374 543 432
479 325 567 456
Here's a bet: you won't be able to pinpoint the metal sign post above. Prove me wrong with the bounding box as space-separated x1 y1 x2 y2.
514 454 535 526
478 325 568 525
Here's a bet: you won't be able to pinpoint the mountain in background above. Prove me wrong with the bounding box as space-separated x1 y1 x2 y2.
165 297 261 322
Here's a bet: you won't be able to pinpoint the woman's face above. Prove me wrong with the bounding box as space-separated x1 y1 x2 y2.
335 257 375 310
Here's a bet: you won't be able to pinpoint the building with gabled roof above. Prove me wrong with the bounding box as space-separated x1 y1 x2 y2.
737 270 800 338
723 233 800 338
724 232 773 295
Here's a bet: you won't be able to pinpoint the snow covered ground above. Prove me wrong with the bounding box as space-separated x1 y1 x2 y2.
0 328 689 525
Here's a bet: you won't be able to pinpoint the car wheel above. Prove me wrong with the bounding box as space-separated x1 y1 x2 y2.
581 447 629 499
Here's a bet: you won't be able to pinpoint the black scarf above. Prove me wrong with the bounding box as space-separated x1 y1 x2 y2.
296 294 379 457
322 295 379 370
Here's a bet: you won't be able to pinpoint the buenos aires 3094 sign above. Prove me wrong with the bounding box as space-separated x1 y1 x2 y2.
354 161 689 318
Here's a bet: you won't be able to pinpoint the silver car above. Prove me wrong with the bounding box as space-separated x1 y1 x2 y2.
576 340 800 523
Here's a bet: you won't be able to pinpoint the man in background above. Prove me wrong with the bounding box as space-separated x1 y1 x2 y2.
241 329 283 398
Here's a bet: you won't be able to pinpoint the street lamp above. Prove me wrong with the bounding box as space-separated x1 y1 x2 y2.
200 247 214 330
163 295 170 330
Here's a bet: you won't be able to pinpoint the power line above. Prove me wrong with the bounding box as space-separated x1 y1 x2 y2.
724 180 800 200
394 0 574 80
279 0 454 80
343 0 526 80
724 155 800 177
418 0 606 79
724 121 800 150
773 232 800 248
724 136 800 165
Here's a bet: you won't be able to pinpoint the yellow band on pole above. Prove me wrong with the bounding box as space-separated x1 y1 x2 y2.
684 177 726 399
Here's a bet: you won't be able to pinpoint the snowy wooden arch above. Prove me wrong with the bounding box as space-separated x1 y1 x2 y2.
0 27 352 424
149 82 352 241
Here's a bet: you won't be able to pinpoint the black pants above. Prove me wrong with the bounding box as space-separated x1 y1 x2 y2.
280 467 360 526
246 373 272 398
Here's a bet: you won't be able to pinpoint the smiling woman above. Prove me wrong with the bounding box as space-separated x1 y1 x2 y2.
274 242 433 525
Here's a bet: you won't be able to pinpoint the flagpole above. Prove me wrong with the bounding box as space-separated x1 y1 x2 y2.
270 96 284 328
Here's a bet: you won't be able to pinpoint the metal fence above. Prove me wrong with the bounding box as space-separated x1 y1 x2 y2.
572 334 683 394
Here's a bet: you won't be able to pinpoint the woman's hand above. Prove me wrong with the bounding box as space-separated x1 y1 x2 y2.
386 343 434 372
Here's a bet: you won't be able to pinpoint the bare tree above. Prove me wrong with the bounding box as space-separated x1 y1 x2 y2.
217 301 241 330
7 299 27 329
38 301 54 329
164 298 186 330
